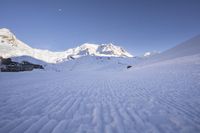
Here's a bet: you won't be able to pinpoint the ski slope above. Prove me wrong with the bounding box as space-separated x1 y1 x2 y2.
0 53 200 133
0 35 200 133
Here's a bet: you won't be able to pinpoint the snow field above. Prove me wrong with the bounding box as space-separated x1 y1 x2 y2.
0 54 200 133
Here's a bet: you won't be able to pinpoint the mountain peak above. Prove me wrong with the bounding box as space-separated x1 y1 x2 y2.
80 43 99 48
0 28 11 33
143 51 160 57
0 28 31 49
71 43 133 57
0 28 133 63
0 28 16 40
0 28 16 44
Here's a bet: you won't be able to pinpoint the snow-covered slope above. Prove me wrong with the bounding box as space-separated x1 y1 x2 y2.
45 56 136 72
138 35 200 66
155 35 200 59
1 30 200 132
11 56 47 66
0 52 200 133
0 28 133 63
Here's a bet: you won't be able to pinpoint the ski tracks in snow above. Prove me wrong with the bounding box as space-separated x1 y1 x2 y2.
0 70 200 133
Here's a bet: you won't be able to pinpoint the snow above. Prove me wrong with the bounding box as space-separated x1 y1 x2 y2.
143 51 160 57
0 28 133 63
0 29 200 132
11 56 47 65
1 52 200 132
137 35 200 66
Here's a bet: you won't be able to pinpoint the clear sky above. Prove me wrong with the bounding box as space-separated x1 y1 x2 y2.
1 0 200 55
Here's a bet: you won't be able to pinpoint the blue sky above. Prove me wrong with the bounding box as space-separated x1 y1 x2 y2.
1 0 200 55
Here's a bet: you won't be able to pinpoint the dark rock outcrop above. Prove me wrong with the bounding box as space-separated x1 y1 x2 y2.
127 65 132 69
0 57 44 72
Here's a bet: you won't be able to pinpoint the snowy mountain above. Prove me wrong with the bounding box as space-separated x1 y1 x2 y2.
155 35 200 60
143 51 160 57
136 35 200 66
68 43 133 58
0 28 133 63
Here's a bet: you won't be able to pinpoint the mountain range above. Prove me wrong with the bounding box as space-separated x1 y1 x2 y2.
0 28 133 63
